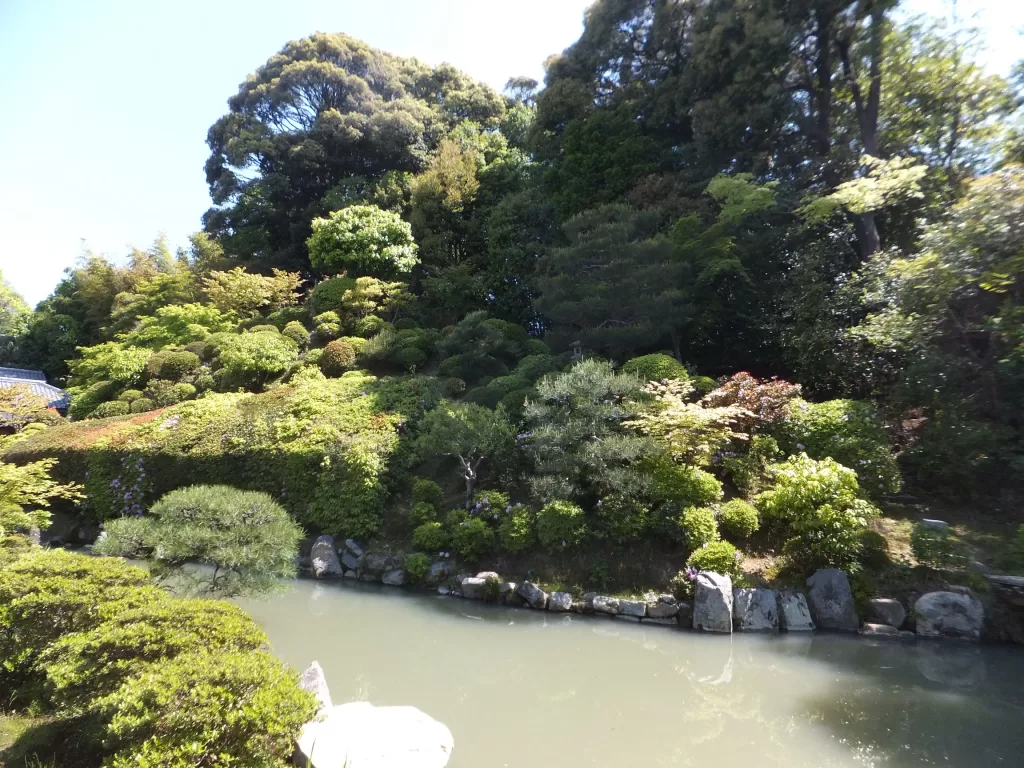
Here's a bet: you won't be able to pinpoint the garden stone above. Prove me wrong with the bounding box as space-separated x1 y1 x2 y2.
437 585 451 596
548 592 573 612
868 598 906 629
592 595 619 615
920 519 949 531
475 571 499 581
733 588 779 631
382 569 405 587
311 535 343 579
778 591 815 631
341 551 362 571
344 539 364 557
296 701 454 768
806 569 859 631
646 599 679 619
915 590 985 640
299 661 332 714
581 592 597 613
499 582 518 604
516 581 549 609
460 577 488 600
642 617 678 627
675 601 693 626
426 560 452 585
617 599 646 618
343 570 358 579
693 572 733 633
360 552 394 578
986 575 1024 644
859 622 902 638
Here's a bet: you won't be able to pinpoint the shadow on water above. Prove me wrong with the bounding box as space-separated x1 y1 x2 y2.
765 634 1024 766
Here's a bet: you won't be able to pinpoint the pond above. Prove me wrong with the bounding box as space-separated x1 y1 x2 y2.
238 579 1024 767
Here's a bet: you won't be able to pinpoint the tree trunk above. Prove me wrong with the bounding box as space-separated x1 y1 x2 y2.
461 456 477 510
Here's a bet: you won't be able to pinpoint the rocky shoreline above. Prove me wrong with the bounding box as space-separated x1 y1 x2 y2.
307 535 1024 643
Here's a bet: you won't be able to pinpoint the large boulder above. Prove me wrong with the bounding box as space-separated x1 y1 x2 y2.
986 575 1024 644
426 560 452 585
868 598 906 629
382 569 406 587
297 702 454 768
693 572 733 633
341 551 363 572
806 569 859 631
592 596 619 615
646 595 679 619
460 576 489 600
915 589 985 640
299 661 332 714
778 591 815 631
360 553 398 580
548 592 573 612
733 588 779 631
344 539 365 557
311 536 343 579
516 581 549 610
617 599 646 618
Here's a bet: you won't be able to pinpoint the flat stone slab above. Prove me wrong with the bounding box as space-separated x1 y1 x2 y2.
920 519 949 530
733 588 779 631
592 596 619 615
617 599 646 618
778 591 815 631
297 702 454 768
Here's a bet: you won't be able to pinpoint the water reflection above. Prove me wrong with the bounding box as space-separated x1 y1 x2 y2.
238 579 1024 768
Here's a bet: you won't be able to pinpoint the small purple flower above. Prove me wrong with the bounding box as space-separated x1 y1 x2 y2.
493 513 498 520
561 540 567 548
734 551 742 562
685 567 698 580
111 478 121 488
596 499 603 507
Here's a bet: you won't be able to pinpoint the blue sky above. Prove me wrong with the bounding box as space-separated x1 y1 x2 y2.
0 0 1020 306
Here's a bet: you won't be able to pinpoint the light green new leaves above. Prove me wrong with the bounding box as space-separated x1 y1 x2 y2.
307 204 419 276
799 155 927 223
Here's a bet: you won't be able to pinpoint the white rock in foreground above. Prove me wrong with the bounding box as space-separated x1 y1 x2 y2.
693 572 733 633
915 590 985 641
297 702 454 768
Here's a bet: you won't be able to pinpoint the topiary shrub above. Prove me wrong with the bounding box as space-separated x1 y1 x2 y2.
128 397 156 414
89 401 131 419
691 375 718 395
247 324 280 334
680 506 720 551
536 500 585 552
412 521 447 552
282 321 311 347
172 382 197 402
95 485 303 597
497 504 534 553
718 499 760 540
404 552 431 584
594 492 650 544
451 518 494 561
776 398 901 498
157 350 202 381
522 338 550 356
313 310 343 340
687 540 743 580
397 346 427 370
442 377 466 396
319 339 357 376
117 389 143 403
354 315 386 338
412 478 444 509
757 454 880 570
409 502 436 527
310 276 357 316
39 596 267 715
649 459 723 508
217 332 299 389
193 373 215 392
514 354 562 382
621 353 688 382
97 649 316 768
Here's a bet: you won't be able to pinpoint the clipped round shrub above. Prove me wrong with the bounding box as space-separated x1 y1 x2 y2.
156 350 202 381
340 335 367 353
464 384 504 409
452 518 495 561
595 493 650 544
687 540 743 580
498 504 534 553
621 353 688 382
482 317 528 342
412 521 447 552
444 508 469 528
172 382 197 402
409 502 436 527
718 499 760 540
649 458 723 508
412 478 444 509
472 489 510 517
282 320 311 347
397 346 427 370
319 339 357 376
304 348 324 366
354 314 386 338
442 377 466 396
514 354 561 382
536 500 586 552
681 506 720 550
247 324 280 334
518 338 547 356
309 276 356 315
98 649 316 768
313 310 343 340
691 375 718 395
129 397 156 414
117 389 143 403
144 379 184 407
68 380 117 420
194 373 215 392
89 400 131 419
404 553 431 584
490 374 530 394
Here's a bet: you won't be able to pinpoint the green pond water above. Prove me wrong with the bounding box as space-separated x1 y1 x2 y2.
238 579 1024 767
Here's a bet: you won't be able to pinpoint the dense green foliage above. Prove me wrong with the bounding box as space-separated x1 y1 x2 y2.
0 549 316 767
95 485 303 596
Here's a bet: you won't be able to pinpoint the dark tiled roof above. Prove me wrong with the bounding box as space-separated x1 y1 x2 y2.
0 368 69 409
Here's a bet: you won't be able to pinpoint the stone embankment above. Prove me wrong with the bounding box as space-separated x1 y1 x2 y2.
305 535 998 642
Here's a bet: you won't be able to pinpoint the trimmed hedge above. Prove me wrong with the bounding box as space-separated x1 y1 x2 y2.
3 374 409 539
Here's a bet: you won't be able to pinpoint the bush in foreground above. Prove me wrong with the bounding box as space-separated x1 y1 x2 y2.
687 540 743 580
718 499 759 540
